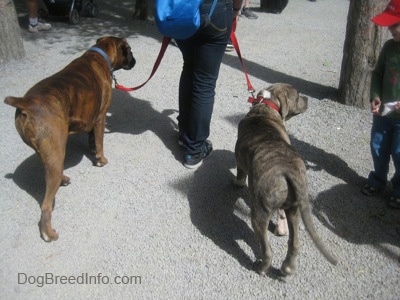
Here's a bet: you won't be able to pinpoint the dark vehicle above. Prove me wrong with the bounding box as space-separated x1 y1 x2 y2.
40 0 98 25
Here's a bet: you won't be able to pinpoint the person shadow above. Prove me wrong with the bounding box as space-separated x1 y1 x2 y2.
170 149 286 278
106 89 183 162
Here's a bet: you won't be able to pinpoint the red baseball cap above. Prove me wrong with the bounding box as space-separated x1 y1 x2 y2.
372 0 400 26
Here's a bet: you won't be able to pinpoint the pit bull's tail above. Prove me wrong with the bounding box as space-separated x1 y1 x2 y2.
300 203 338 265
289 172 339 266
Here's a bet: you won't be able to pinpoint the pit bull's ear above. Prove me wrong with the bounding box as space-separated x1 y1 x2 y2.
275 90 289 120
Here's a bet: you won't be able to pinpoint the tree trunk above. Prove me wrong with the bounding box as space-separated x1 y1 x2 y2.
338 0 389 108
0 0 25 65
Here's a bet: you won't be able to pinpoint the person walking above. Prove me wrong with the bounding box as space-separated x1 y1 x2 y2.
175 0 242 168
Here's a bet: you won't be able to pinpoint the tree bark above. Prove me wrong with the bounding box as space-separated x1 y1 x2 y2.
0 0 25 65
338 0 389 108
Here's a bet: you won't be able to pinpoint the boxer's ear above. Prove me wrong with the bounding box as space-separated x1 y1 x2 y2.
96 36 106 45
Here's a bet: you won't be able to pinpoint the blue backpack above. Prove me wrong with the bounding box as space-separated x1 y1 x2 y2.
155 0 217 40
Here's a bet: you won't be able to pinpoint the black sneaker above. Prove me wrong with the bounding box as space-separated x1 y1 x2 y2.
184 140 213 169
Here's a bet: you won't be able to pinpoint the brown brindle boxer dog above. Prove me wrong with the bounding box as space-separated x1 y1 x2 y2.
234 83 338 276
4 36 136 242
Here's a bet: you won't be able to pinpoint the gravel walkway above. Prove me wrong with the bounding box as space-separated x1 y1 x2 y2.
1 0 399 299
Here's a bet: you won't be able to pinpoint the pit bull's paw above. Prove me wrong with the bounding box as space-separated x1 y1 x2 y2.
274 220 289 236
95 157 108 167
61 175 71 186
274 210 288 236
253 259 269 276
40 228 59 242
233 178 246 187
274 227 288 236
281 261 296 276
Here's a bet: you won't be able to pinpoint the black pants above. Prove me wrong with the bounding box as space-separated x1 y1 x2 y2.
176 0 233 154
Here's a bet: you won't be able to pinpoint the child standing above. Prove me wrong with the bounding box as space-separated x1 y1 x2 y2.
362 0 400 209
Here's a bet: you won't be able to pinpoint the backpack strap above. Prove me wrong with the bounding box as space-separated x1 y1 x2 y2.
209 0 217 17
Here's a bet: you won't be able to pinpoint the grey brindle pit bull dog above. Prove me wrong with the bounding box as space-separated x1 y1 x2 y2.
234 83 338 276
4 36 136 242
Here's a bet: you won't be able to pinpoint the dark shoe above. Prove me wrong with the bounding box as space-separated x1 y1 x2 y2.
361 184 381 196
241 8 258 19
183 140 213 169
387 196 400 209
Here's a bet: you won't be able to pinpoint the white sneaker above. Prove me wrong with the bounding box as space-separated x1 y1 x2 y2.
28 21 51 33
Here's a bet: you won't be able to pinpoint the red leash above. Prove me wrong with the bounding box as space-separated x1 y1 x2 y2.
115 23 257 98
230 30 255 95
230 34 279 112
114 36 171 91
229 29 258 104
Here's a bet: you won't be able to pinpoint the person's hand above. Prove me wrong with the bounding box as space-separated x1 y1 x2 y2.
395 101 400 113
371 97 381 115
232 14 238 31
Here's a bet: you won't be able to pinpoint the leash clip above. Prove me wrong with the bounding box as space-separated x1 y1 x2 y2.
250 89 256 99
112 74 118 87
247 90 257 105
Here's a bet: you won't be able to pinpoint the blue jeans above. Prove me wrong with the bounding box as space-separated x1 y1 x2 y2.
368 115 400 197
176 0 233 154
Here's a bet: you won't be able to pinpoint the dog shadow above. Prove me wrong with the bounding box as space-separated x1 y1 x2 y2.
106 89 182 161
5 133 89 206
312 183 400 261
5 89 181 207
170 149 286 278
289 136 365 186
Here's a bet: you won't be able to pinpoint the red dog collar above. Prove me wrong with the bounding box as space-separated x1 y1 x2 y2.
248 95 280 113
